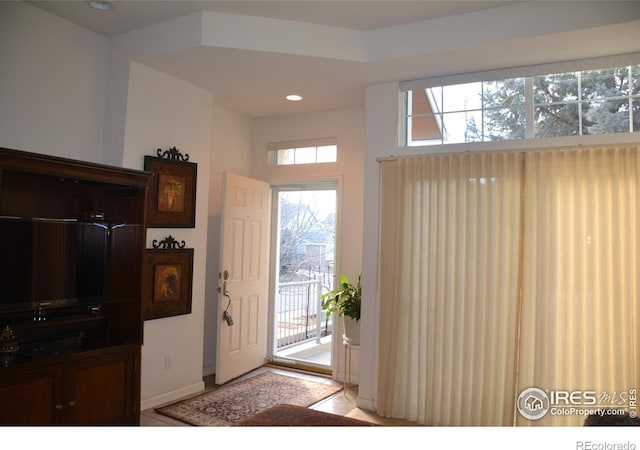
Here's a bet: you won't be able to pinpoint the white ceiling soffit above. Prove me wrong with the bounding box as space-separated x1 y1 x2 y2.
26 1 640 118
27 1 518 36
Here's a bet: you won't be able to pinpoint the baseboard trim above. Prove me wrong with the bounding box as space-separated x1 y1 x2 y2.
141 380 205 411
356 396 376 411
203 364 215 377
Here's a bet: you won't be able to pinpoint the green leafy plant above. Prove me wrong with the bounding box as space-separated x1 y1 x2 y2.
321 274 361 322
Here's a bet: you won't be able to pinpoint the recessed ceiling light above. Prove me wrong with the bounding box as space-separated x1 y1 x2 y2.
286 94 303 102
87 1 113 11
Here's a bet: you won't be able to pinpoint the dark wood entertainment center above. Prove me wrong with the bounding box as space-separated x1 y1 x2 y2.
0 147 150 425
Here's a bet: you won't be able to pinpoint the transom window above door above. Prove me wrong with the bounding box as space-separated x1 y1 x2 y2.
268 137 337 165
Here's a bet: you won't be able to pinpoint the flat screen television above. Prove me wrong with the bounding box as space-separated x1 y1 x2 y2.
0 216 109 312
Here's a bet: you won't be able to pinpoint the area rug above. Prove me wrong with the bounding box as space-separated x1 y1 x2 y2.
235 404 375 426
155 371 343 426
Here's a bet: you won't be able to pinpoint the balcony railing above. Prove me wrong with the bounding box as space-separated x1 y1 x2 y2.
275 280 332 349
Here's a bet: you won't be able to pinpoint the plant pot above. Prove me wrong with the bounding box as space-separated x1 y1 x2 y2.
342 316 360 346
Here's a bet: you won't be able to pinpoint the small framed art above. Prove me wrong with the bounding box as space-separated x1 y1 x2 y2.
144 148 197 228
143 239 194 320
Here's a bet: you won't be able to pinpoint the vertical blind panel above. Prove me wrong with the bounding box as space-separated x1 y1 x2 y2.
378 145 638 427
378 152 523 425
518 146 639 426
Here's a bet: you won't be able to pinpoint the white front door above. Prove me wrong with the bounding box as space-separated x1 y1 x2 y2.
215 172 270 385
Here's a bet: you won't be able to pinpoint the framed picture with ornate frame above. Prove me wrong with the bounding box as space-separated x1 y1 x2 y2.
144 147 197 228
143 236 194 320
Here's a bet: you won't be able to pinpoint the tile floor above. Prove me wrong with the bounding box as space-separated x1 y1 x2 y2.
140 365 415 426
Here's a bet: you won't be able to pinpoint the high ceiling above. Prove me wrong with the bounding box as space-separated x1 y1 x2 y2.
26 1 640 118
28 1 515 35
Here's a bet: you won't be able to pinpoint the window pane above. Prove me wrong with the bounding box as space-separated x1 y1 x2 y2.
427 87 443 113
484 107 525 141
294 147 316 164
411 89 433 115
483 78 525 109
534 72 578 103
411 115 442 142
632 65 640 95
584 99 630 134
277 149 295 165
535 104 580 137
442 111 482 143
633 100 640 131
581 67 628 99
443 82 482 112
316 145 337 163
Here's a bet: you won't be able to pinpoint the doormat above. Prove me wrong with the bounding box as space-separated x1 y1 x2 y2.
155 371 343 426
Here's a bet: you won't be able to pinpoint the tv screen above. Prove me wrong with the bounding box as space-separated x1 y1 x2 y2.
0 217 108 312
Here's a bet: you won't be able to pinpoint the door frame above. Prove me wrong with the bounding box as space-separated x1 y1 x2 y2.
266 177 343 372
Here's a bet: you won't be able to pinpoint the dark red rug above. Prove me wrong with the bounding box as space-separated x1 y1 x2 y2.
235 404 376 426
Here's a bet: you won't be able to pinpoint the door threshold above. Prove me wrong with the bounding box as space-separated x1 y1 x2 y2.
266 359 332 376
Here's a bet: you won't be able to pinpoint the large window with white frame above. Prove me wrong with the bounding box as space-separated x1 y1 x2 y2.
404 63 640 146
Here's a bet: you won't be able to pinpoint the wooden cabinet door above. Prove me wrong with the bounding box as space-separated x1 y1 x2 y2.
65 348 136 425
0 364 65 425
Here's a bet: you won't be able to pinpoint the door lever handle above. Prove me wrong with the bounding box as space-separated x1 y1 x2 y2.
221 272 233 326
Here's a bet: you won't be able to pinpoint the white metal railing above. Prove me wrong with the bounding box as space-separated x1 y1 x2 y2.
275 279 332 349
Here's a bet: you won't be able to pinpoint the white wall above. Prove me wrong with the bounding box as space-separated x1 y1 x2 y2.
359 82 401 411
0 2 108 162
120 62 213 410
0 2 254 410
251 107 365 382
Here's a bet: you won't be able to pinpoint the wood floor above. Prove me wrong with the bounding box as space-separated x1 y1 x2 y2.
140 365 415 426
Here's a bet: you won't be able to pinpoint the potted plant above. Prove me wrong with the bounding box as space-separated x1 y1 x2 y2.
321 274 361 345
